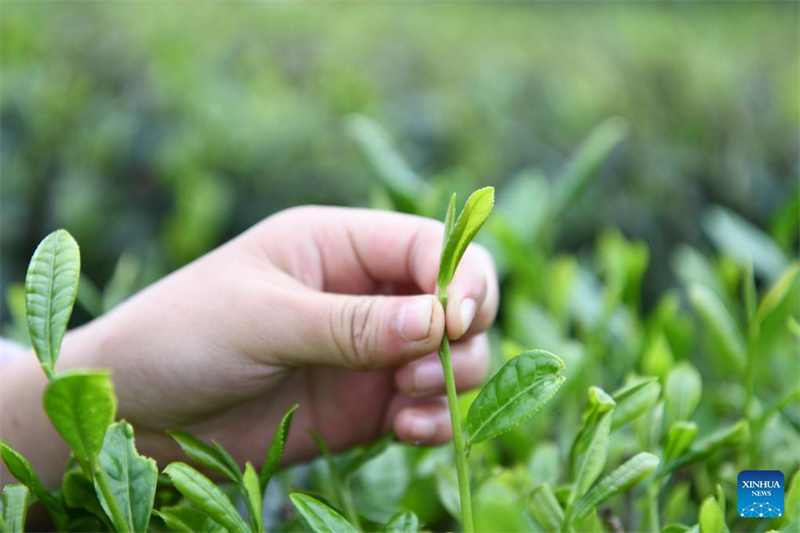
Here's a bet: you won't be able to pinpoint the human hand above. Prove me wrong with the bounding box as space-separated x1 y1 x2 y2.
64 206 498 470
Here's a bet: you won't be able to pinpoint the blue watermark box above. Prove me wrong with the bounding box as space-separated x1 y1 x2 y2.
738 470 784 518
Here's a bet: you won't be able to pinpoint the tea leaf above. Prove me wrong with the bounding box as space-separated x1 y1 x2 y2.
243 462 263 533
383 511 419 533
2 485 29 533
552 117 628 219
663 421 698 463
435 465 461 520
260 403 298 491
168 430 241 483
612 377 661 430
743 262 757 326
95 422 157 533
164 462 249 533
0 441 63 518
211 441 242 483
573 453 659 519
290 493 357 533
661 420 749 476
570 387 615 475
757 262 799 324
698 496 727 533
154 506 220 533
665 362 703 424
438 187 495 290
527 484 564 530
571 409 613 503
342 432 393 480
688 285 746 373
443 193 457 244
43 370 116 472
25 229 80 379
62 470 107 522
466 350 565 444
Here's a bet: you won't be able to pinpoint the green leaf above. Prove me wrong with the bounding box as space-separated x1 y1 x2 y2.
698 496 728 533
466 350 565 444
552 117 628 219
163 462 250 533
757 262 799 324
527 484 564 531
570 409 613 504
435 465 461 520
437 187 495 290
383 511 419 533
743 262 757 326
211 441 242 483
243 462 263 533
1 485 29 533
573 453 659 519
154 506 220 533
703 205 788 282
342 432 393 480
663 421 699 463
25 229 81 379
62 469 107 523
94 422 157 533
443 193 457 244
611 377 661 430
665 362 703 423
43 370 117 472
661 420 749 476
290 493 357 533
688 284 746 373
168 430 241 483
0 441 63 518
260 403 298 491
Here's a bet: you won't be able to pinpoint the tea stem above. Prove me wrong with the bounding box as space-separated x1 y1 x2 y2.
439 293 474 533
92 459 131 533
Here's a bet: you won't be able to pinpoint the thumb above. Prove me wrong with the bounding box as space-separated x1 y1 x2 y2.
304 293 445 370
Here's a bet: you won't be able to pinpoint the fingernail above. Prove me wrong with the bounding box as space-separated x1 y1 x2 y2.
398 296 434 342
413 362 443 394
410 418 436 441
459 298 477 337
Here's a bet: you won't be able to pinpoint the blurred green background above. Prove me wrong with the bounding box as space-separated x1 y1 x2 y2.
1 2 798 318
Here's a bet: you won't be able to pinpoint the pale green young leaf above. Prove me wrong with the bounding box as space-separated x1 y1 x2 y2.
0 441 63 518
383 510 419 533
243 462 263 533
570 387 615 473
25 229 81 379
43 370 116 471
573 453 659 519
94 422 157 533
342 432 392 480
570 409 613 503
661 420 749 476
688 284 746 373
466 350 565 444
743 262 757 326
435 465 461 520
212 441 242 484
168 430 241 483
665 362 703 424
663 421 699 463
437 187 495 290
611 377 661 430
290 493 357 533
757 262 799 324
552 117 628 219
1 485 29 533
154 506 220 533
527 484 564 531
698 496 728 533
442 193 457 244
164 462 249 533
260 403 298 491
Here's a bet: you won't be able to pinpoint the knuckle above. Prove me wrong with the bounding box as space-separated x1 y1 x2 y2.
335 297 380 368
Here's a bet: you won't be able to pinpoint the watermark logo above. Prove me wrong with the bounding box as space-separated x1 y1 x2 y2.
738 470 784 518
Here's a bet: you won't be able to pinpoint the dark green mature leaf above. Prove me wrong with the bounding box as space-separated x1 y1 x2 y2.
467 350 565 444
757 262 799 324
688 284 746 373
573 453 659 519
43 370 116 471
552 117 628 219
527 484 564 530
25 229 81 379
612 377 661 430
243 462 263 533
290 493 357 533
2 485 29 533
95 422 157 533
438 187 495 290
0 441 63 518
168 430 241 483
164 462 249 533
260 403 298 491
698 496 727 533
665 362 702 424
383 511 419 533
